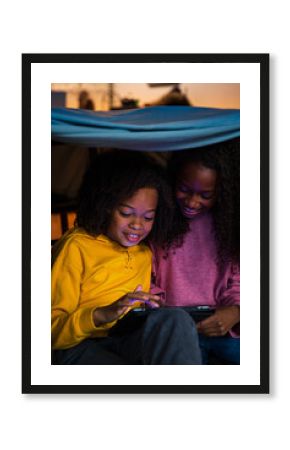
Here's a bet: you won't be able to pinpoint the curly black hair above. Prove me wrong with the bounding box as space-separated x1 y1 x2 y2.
167 139 240 265
76 150 175 246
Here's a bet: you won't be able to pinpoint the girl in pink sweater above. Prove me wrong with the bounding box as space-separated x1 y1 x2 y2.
153 140 240 364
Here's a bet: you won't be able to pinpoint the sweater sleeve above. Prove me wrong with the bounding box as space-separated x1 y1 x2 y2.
217 263 240 306
51 241 113 350
217 263 240 337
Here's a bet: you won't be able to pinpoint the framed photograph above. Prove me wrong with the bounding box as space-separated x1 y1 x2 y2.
22 53 269 394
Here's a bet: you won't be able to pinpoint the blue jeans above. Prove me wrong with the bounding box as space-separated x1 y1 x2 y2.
198 335 240 364
52 308 202 365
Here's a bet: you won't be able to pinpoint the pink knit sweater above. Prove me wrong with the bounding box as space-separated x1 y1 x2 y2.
152 212 240 335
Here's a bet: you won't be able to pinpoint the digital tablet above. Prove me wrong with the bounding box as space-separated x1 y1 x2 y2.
110 305 215 335
131 305 216 322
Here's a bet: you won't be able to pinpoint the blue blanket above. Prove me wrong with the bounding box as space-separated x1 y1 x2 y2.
51 105 240 151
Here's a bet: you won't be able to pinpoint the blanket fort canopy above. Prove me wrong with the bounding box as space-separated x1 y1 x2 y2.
51 105 240 151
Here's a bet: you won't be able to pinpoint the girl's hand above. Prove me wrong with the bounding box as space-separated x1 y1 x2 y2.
93 285 161 327
196 305 240 337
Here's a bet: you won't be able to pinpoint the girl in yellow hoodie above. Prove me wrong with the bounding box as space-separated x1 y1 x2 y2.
52 151 201 365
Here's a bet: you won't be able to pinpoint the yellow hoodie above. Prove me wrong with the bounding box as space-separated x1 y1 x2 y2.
51 228 152 349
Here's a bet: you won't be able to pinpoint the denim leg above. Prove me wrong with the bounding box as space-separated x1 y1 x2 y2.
52 338 130 365
198 335 240 364
210 336 240 364
53 309 202 365
197 335 210 364
118 308 201 365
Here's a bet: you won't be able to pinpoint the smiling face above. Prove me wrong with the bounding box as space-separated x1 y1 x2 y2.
106 187 158 247
175 161 217 219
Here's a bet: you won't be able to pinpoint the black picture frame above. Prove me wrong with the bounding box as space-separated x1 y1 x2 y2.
22 53 269 394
